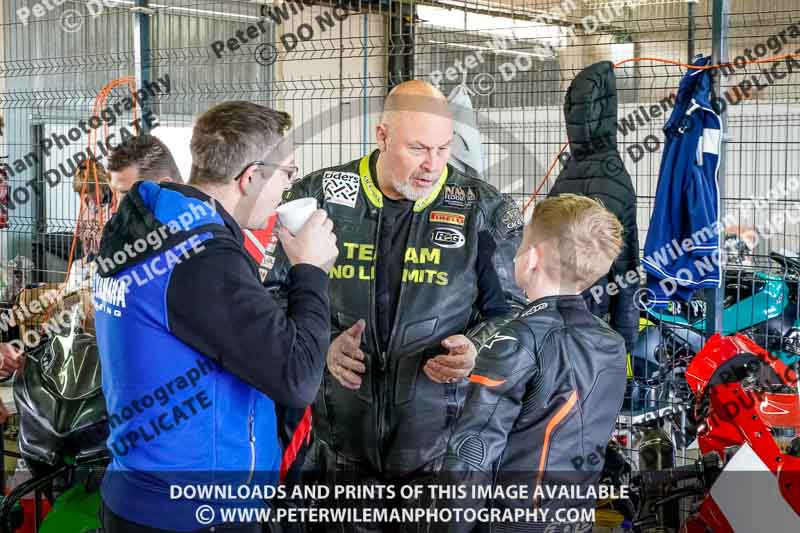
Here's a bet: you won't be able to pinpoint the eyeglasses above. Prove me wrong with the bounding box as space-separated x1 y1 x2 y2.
263 162 300 184
235 161 300 184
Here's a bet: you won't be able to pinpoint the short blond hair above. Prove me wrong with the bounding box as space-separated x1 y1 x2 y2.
527 194 623 289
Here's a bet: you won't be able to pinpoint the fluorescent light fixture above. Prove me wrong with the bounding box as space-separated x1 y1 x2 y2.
583 0 698 8
432 0 568 22
418 5 562 45
162 5 260 21
425 39 554 59
107 1 260 21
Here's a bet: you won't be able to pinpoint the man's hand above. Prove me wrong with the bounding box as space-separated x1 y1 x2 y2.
0 343 24 379
423 335 477 384
278 209 339 273
328 319 366 390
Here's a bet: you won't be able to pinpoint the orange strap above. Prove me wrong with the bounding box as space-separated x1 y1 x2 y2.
534 390 578 499
468 374 507 387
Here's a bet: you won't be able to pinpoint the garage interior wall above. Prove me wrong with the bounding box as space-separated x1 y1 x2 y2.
0 1 796 300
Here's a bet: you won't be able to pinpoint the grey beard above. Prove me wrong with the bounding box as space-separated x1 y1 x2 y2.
394 179 433 201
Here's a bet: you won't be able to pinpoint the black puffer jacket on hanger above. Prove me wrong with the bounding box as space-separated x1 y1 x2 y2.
548 60 640 353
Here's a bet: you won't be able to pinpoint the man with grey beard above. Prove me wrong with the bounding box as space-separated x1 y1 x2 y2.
265 80 524 532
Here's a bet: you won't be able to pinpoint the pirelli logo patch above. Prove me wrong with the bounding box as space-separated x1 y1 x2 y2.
429 211 465 226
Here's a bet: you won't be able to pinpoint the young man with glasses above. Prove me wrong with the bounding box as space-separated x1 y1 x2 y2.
93 101 338 532
240 162 298 284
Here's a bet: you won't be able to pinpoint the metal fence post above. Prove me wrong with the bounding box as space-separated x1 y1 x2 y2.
133 0 152 134
706 0 730 338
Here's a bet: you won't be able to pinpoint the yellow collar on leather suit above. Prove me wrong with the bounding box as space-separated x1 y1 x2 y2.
358 153 449 213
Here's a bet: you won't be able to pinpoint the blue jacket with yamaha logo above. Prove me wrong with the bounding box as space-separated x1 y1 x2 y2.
642 56 722 307
93 181 330 531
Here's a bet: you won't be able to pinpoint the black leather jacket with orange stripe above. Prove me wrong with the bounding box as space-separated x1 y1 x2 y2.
264 151 526 475
438 295 626 531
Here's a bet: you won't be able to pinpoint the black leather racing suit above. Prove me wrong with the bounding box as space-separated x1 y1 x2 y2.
436 295 627 532
264 152 525 483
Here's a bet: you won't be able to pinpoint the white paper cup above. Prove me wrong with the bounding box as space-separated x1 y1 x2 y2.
276 198 318 235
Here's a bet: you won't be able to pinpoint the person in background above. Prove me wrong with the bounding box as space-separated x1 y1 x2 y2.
437 194 628 532
69 137 182 328
107 134 180 197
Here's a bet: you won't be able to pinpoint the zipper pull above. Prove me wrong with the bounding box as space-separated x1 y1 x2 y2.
379 351 387 372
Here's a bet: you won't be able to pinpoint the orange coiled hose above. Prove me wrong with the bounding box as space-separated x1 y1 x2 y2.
43 76 140 323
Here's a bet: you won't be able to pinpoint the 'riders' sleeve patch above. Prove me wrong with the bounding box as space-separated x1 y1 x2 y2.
322 171 360 208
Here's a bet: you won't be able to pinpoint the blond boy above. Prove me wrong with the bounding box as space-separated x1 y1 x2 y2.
439 194 628 532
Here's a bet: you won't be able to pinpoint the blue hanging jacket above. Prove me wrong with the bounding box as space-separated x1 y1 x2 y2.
641 56 722 307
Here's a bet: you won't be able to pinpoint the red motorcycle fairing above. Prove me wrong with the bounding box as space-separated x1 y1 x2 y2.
684 333 800 528
681 496 733 533
685 333 797 395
